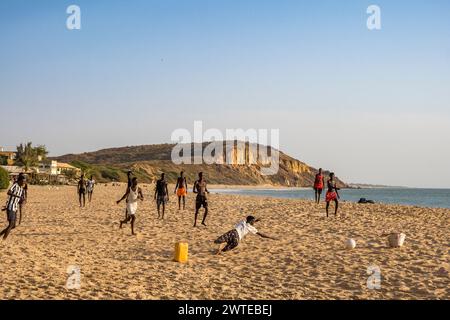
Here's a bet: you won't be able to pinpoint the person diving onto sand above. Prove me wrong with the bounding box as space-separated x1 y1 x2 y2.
313 168 325 204
193 172 209 227
154 173 169 219
214 216 277 254
117 177 144 235
77 174 86 207
0 174 25 240
174 171 188 210
325 172 340 217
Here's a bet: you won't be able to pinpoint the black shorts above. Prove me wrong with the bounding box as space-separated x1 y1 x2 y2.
7 209 17 222
195 195 208 209
157 195 168 206
79 189 86 194
214 229 239 252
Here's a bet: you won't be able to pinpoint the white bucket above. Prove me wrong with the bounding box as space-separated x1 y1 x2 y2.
388 233 406 248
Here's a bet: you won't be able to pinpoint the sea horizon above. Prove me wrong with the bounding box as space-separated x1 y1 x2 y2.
210 187 450 209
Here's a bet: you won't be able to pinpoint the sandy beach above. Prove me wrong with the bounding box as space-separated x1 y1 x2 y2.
0 184 448 300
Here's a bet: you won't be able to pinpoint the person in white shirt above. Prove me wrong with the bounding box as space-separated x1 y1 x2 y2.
214 215 276 254
86 175 95 203
117 177 144 235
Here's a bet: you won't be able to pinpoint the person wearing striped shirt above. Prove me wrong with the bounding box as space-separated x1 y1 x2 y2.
1 174 25 240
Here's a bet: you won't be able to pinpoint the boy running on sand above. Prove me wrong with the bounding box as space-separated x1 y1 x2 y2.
0 174 25 240
214 216 276 254
174 171 188 210
77 174 86 207
16 173 28 225
117 177 144 235
325 172 340 217
193 172 209 227
154 173 169 219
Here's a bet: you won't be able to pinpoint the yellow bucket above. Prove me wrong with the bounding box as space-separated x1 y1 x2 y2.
174 242 188 263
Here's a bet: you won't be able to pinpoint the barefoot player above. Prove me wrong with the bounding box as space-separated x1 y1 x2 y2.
154 173 169 219
193 172 209 227
313 168 325 204
325 172 340 217
117 177 143 235
0 174 25 240
174 171 188 210
214 216 277 254
77 174 86 207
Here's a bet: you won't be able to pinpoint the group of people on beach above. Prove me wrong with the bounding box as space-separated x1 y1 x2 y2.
313 168 341 217
1 167 338 255
1 173 28 240
114 171 211 235
110 170 276 254
77 175 96 207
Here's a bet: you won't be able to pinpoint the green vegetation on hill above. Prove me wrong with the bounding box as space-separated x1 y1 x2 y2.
70 160 152 183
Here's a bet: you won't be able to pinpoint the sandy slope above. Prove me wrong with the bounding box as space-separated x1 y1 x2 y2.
0 184 448 300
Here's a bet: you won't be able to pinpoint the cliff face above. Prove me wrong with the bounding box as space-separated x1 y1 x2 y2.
53 142 346 187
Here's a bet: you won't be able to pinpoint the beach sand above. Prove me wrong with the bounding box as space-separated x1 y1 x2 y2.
0 184 448 300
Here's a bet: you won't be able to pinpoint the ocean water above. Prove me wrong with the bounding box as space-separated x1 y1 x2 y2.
210 188 450 209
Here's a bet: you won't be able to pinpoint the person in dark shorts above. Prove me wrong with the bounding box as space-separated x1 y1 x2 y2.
313 168 325 204
77 174 86 207
1 174 25 240
325 172 340 217
154 173 169 219
18 173 28 225
174 171 188 210
193 172 209 227
214 216 276 254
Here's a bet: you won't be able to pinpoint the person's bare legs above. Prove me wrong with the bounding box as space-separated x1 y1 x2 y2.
201 207 208 226
326 201 330 217
79 193 82 207
130 215 136 235
317 190 322 204
0 220 15 240
314 189 318 204
157 203 161 219
216 242 226 255
178 196 181 210
194 208 199 227
161 203 165 219
119 214 131 228
182 196 186 210
18 204 23 225
334 200 339 216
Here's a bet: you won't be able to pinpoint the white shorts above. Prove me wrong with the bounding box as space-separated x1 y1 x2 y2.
127 202 138 215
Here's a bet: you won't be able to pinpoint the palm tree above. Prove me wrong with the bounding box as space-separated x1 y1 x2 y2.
16 142 48 171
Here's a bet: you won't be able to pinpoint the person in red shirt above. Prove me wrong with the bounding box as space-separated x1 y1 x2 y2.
325 172 340 217
313 168 325 204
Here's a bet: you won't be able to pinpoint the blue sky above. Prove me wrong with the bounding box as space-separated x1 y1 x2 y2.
1 0 450 187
